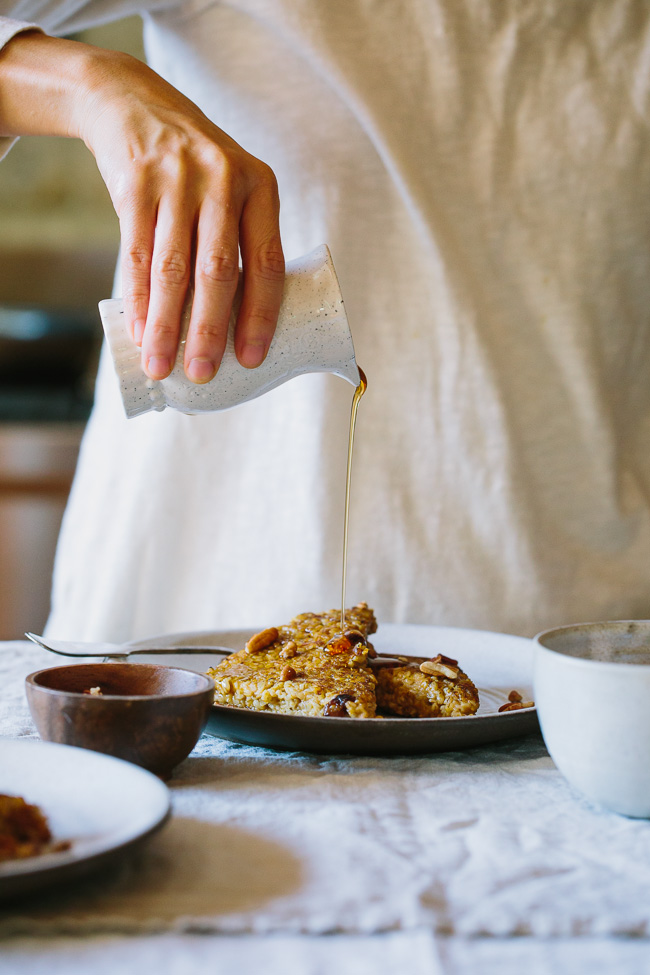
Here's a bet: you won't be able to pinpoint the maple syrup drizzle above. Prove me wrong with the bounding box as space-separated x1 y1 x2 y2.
340 367 367 632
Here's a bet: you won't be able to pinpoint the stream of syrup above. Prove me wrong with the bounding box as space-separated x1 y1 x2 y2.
340 366 367 632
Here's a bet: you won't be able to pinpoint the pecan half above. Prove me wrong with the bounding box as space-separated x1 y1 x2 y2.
246 627 279 653
498 700 535 712
433 653 458 666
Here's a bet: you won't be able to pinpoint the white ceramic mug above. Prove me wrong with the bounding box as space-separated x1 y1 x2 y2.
534 620 650 817
99 244 360 419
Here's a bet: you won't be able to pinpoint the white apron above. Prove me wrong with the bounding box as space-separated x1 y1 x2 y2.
2 0 650 640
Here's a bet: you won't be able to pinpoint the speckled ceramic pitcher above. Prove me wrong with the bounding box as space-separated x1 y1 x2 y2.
98 245 359 419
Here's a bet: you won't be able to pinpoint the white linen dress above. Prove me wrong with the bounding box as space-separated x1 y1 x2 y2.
2 1 650 641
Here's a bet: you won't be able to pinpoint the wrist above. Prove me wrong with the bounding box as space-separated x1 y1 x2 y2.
0 32 120 141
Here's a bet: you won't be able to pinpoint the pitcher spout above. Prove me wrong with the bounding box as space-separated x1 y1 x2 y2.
333 357 361 388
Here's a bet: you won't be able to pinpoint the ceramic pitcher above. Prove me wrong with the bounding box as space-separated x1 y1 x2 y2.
98 244 359 419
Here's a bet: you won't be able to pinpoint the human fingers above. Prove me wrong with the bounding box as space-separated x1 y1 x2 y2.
139 196 194 381
235 167 285 369
182 195 241 383
119 186 156 348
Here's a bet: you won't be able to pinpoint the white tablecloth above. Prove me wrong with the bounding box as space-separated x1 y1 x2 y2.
2 640 650 974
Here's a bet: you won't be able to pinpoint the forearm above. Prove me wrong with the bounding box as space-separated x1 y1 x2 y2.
0 29 126 141
0 27 284 380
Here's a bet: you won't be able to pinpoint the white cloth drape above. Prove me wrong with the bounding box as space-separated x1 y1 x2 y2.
4 639 650 944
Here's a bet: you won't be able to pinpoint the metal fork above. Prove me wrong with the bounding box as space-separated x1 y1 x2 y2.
25 632 233 660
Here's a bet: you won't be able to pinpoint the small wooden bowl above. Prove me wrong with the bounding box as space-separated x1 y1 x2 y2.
25 663 214 777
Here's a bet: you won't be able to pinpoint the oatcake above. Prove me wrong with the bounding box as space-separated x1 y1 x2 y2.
0 794 70 862
207 604 480 719
374 662 479 717
208 603 379 718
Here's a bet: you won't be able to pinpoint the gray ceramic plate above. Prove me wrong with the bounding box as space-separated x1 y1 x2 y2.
126 623 539 755
0 739 170 900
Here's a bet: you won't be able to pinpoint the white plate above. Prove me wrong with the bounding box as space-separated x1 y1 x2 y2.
0 739 170 899
125 624 539 754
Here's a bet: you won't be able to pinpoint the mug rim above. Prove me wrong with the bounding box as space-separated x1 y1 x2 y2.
534 618 650 670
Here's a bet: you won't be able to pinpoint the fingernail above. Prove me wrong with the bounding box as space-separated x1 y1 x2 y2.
187 357 216 384
239 342 267 369
132 319 145 345
146 356 170 379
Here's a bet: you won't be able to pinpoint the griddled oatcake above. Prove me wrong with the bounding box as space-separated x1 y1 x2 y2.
0 794 70 862
207 603 481 719
208 603 379 718
374 661 479 718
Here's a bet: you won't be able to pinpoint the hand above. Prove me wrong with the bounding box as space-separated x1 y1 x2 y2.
79 50 284 382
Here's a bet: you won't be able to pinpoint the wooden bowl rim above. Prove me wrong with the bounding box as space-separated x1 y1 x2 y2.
25 663 214 700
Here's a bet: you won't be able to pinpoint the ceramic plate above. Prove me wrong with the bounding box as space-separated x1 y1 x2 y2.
125 624 539 755
0 739 170 900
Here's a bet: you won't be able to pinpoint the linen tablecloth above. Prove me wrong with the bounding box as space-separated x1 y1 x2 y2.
2 639 650 972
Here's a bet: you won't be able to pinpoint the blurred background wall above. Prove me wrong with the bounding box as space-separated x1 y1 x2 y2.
0 17 144 638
